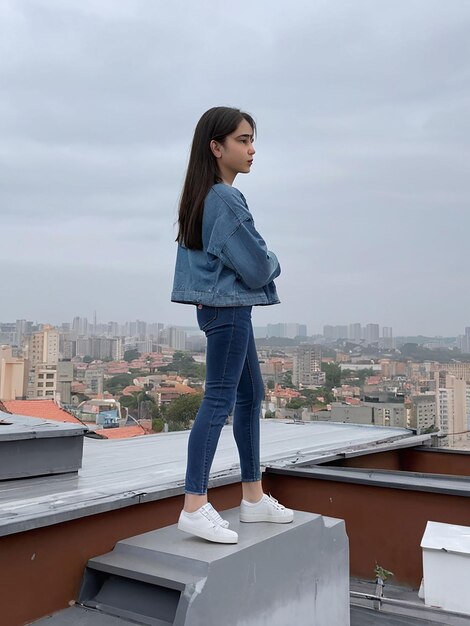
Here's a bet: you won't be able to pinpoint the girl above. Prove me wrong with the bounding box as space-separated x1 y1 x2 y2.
171 106 293 544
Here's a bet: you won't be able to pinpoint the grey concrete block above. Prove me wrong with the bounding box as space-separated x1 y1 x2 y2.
0 412 86 480
78 508 350 626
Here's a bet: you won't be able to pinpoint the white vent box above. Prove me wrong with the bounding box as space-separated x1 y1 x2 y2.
421 520 470 615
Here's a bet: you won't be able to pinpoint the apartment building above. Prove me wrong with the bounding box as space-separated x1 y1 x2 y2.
0 346 27 400
434 371 467 446
409 394 437 433
293 344 325 387
24 325 59 399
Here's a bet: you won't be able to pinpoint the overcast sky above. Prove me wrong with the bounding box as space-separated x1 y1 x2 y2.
1 0 469 336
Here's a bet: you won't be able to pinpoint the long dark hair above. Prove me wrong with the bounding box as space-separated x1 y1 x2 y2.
176 106 256 250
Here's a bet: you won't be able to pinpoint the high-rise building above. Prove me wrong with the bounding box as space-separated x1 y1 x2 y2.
267 323 307 339
456 326 470 354
293 344 326 387
364 324 380 345
148 323 164 340
0 323 16 346
72 317 88 337
136 320 147 339
348 323 362 342
168 327 186 351
111 337 124 361
382 327 394 349
26 325 59 367
107 322 119 337
15 319 33 348
323 325 348 340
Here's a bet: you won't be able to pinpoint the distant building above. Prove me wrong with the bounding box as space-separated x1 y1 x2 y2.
168 327 186 351
348 323 362 342
15 319 33 349
84 367 104 396
456 326 470 354
25 324 59 367
434 372 467 446
259 360 283 385
72 316 89 337
24 325 59 399
439 362 470 381
267 323 307 339
0 345 27 400
410 394 437 433
74 336 123 361
0 323 16 346
307 399 407 428
364 324 380 345
381 327 394 349
293 344 325 387
30 364 57 399
56 361 74 404
323 325 348 340
380 359 407 378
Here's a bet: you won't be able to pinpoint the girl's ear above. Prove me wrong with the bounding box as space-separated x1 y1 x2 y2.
210 139 222 158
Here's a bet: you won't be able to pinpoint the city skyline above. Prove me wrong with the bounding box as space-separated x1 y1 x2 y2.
4 314 470 340
2 1 470 335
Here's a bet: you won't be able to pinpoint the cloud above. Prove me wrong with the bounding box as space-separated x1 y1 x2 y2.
1 0 470 334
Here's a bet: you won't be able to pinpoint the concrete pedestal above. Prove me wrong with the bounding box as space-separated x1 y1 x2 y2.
33 508 350 625
78 508 349 626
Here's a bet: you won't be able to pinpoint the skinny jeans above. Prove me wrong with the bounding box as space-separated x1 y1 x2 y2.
184 305 264 495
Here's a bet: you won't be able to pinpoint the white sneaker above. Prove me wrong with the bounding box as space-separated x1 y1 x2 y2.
240 493 294 524
178 503 238 544
204 503 230 528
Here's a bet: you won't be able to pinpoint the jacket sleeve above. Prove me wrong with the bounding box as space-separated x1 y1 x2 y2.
219 217 281 289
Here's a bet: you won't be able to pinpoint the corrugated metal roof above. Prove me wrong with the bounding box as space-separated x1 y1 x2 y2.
0 420 423 537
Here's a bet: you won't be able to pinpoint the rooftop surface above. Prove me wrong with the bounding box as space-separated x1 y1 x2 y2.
0 399 82 424
0 420 421 537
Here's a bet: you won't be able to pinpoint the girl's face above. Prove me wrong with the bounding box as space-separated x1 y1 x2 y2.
210 119 256 185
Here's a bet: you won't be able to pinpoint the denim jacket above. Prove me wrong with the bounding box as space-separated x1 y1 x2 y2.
171 184 281 307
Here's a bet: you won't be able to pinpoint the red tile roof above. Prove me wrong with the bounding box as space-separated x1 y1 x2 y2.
1 399 82 424
122 385 142 396
94 424 146 439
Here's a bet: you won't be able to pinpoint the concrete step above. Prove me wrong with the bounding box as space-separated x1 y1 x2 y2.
34 507 350 626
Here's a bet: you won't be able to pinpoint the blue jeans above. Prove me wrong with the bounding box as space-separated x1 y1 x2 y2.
184 305 264 494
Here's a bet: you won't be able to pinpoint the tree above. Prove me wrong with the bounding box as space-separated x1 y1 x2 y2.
119 393 139 411
105 373 133 395
124 349 141 362
285 398 304 409
356 368 376 385
150 402 167 421
119 391 158 420
321 362 341 389
152 418 165 433
340 368 355 382
281 372 295 388
83 355 93 364
266 379 275 390
166 393 203 431
157 351 205 379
